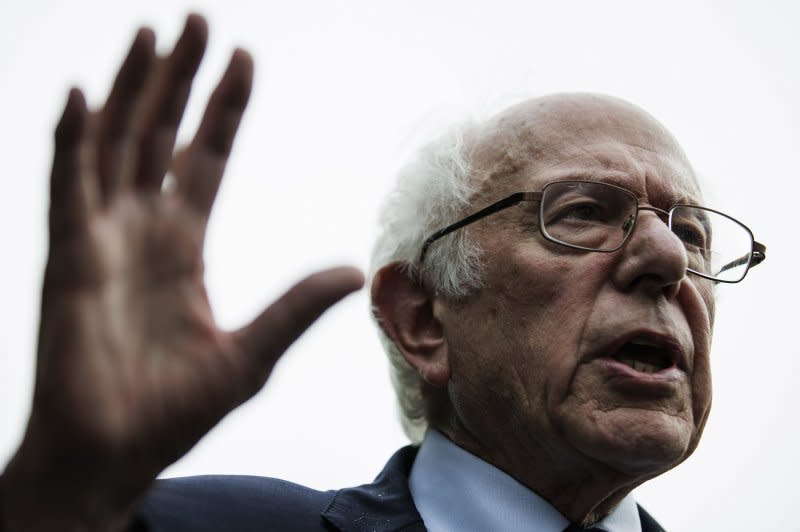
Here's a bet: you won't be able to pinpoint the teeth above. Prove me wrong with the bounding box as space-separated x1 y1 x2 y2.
619 358 661 374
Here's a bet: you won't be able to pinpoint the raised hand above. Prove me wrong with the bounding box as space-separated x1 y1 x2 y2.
1 15 363 532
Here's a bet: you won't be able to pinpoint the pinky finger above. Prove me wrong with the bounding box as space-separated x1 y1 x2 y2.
177 49 253 220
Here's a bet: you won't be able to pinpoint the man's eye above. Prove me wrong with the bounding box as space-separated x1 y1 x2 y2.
673 223 708 250
555 202 608 223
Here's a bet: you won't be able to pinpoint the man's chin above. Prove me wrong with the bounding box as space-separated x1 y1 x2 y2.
563 408 698 477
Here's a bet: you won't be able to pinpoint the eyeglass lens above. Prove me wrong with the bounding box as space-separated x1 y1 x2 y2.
670 206 753 282
539 181 754 282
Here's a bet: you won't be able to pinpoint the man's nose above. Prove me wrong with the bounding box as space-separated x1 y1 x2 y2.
611 208 688 297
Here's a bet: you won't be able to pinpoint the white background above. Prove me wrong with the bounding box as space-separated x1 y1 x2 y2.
1 1 797 530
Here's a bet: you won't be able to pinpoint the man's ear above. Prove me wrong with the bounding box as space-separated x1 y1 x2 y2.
371 263 450 387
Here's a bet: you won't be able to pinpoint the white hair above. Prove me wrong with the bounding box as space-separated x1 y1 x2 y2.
369 121 487 443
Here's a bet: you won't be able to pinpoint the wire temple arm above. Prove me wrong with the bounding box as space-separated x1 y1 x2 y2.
418 192 536 262
716 241 767 275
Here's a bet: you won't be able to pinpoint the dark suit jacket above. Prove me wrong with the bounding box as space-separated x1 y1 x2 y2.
135 446 665 531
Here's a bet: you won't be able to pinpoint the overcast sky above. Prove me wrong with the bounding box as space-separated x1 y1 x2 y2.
1 1 797 530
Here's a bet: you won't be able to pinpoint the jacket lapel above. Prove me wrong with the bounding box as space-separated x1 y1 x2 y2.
322 446 426 532
637 504 666 532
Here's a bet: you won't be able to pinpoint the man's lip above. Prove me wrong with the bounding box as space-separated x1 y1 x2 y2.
597 358 684 397
586 329 690 373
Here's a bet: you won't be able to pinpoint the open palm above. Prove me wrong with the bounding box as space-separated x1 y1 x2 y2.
3 16 362 532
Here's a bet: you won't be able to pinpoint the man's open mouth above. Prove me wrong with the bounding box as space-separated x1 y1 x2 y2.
609 337 677 374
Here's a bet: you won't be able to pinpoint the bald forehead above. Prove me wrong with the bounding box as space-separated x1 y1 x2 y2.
469 94 701 203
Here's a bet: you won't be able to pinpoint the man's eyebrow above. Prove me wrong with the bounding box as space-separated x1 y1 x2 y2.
535 169 631 189
536 169 703 204
671 195 703 206
660 180 704 206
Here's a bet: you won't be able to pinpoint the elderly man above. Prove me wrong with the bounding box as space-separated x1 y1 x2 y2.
0 15 764 532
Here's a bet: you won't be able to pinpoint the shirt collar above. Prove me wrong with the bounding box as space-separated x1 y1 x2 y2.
408 430 642 532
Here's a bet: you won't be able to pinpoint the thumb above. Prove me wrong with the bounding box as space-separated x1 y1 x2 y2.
233 266 364 385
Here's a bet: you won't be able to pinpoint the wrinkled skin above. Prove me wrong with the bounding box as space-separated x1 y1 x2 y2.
432 95 715 524
0 16 363 532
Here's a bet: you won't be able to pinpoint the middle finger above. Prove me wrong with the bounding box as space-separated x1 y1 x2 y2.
133 14 208 192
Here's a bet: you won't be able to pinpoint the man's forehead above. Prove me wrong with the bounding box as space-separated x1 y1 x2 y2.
468 94 702 203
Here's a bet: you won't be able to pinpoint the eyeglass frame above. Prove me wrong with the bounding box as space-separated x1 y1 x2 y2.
418 180 766 283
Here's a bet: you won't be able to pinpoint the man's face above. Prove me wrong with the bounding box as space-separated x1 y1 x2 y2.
435 95 714 482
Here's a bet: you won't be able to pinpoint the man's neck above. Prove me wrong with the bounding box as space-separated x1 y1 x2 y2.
410 429 643 531
437 424 646 525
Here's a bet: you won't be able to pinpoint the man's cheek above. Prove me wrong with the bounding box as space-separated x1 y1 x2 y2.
690 357 713 429
680 278 715 334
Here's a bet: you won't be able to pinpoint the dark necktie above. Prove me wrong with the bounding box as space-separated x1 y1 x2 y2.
562 525 605 532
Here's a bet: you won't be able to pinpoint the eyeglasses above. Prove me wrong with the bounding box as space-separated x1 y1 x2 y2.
419 180 766 283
